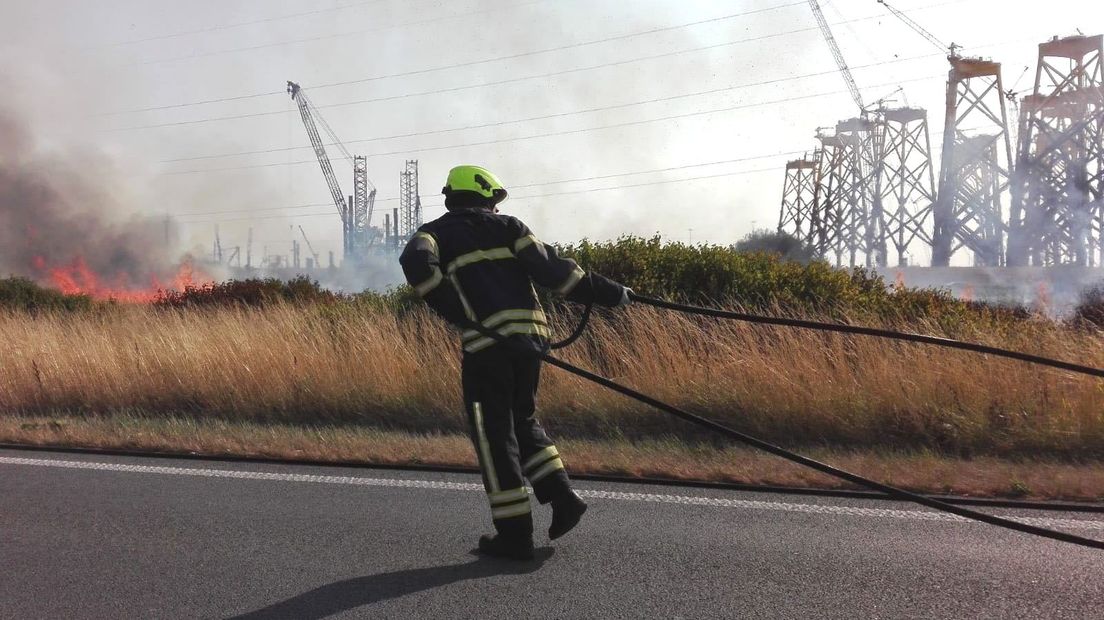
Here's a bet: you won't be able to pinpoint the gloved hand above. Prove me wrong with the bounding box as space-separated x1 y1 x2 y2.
617 287 633 308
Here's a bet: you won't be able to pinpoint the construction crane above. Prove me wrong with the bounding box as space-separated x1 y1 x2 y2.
212 224 223 263
876 0 960 57
287 81 348 222
298 225 322 267
808 0 864 112
867 85 905 112
286 81 378 261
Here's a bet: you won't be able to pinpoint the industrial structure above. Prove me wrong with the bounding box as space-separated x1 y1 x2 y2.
281 81 427 265
287 81 381 264
779 1 941 268
876 106 937 266
777 155 818 252
931 55 1013 267
399 160 423 241
778 2 1103 268
1010 35 1104 266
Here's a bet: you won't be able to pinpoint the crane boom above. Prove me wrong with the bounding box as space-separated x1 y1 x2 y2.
808 0 864 112
876 0 956 56
287 81 348 223
298 226 322 265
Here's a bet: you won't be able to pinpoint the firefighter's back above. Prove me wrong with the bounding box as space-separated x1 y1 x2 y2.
419 209 550 354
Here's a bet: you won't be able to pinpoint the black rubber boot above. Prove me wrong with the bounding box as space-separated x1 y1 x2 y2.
478 534 535 561
548 490 588 540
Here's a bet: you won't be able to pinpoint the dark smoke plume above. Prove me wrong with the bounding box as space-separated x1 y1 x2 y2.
0 108 188 294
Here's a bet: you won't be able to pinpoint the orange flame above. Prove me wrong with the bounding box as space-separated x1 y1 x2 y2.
34 256 210 303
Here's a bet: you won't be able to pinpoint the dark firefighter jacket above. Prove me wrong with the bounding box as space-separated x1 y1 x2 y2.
400 208 625 354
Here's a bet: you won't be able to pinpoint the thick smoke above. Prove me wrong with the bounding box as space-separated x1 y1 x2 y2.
0 107 189 294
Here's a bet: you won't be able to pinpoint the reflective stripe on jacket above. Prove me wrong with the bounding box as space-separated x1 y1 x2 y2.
400 208 624 353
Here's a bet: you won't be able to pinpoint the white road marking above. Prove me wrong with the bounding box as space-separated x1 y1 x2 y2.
2 455 1103 532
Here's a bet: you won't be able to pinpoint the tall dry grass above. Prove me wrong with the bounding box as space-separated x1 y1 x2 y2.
1 303 1102 457
7 413 1104 500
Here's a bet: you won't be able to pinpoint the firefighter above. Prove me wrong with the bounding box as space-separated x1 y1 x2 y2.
400 165 630 560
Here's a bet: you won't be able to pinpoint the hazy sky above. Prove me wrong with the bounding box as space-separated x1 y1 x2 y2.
1 0 1101 265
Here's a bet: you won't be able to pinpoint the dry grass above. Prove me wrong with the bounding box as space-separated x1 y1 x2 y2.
0 303 1102 456
4 413 1103 502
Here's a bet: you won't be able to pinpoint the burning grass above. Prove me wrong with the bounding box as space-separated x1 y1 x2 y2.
33 255 208 303
0 301 1102 459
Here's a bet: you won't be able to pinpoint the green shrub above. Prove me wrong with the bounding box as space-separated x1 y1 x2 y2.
154 276 339 308
348 286 421 313
0 277 94 312
556 235 1022 324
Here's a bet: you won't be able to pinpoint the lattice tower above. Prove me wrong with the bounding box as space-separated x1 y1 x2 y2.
932 57 1014 266
778 155 819 244
834 117 880 267
1009 35 1104 266
814 132 848 264
399 160 422 240
349 155 376 259
872 107 937 266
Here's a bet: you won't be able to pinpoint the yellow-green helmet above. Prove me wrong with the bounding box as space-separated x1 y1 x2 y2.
441 165 508 205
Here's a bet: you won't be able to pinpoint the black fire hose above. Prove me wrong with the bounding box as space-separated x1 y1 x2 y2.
460 304 1104 551
629 293 1104 379
548 302 593 350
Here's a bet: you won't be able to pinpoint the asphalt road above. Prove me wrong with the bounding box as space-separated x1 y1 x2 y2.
2 448 1102 619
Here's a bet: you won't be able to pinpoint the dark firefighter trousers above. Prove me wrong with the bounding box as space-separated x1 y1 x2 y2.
462 344 571 539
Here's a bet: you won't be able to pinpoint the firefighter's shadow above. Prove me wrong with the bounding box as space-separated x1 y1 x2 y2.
228 547 555 620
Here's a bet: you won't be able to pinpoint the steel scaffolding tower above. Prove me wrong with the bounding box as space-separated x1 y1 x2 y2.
872 107 937 266
932 57 1014 266
399 160 422 240
833 117 879 267
778 155 819 243
782 110 936 267
1009 35 1104 266
349 155 378 257
813 131 847 264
